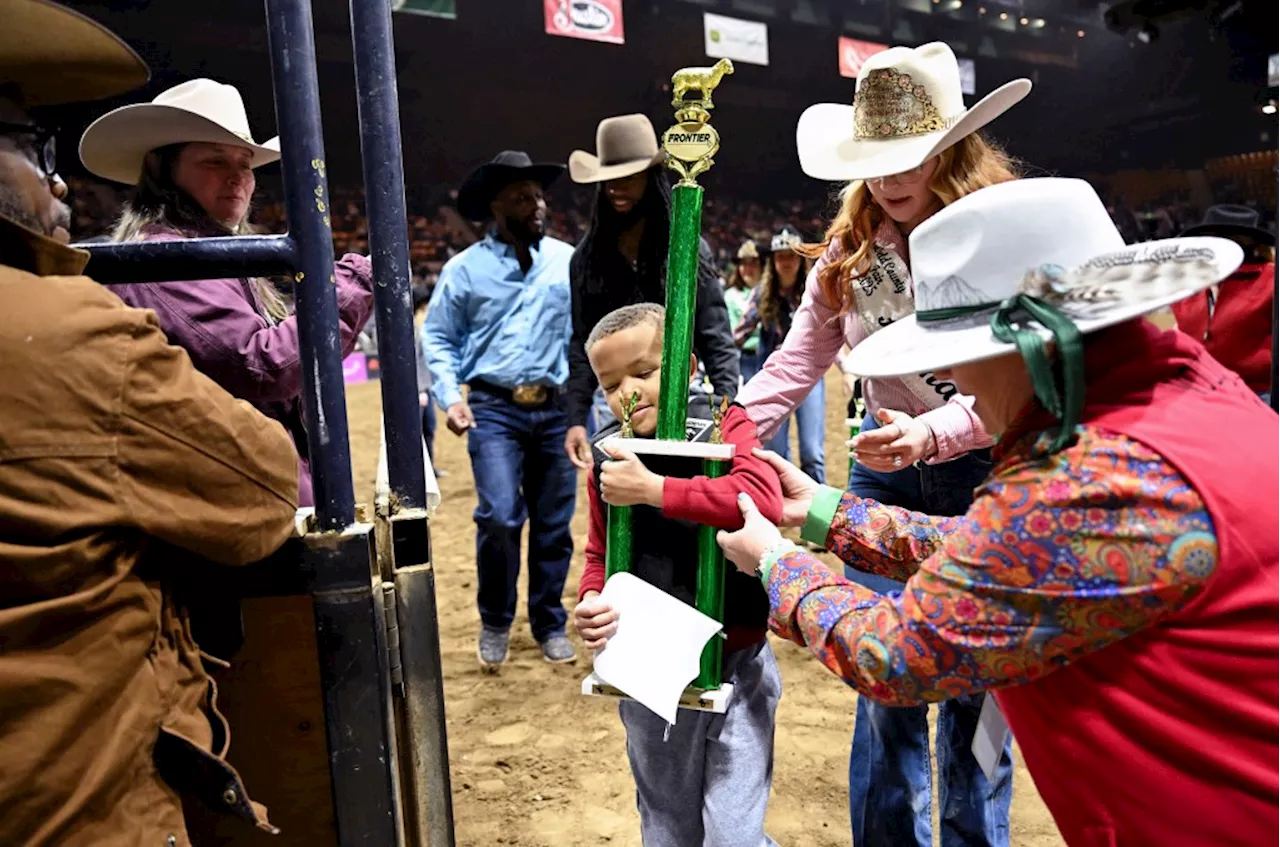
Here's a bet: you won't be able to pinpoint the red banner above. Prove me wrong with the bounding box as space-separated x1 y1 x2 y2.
545 0 625 45
838 37 888 79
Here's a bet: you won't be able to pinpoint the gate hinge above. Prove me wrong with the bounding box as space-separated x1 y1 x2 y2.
382 583 403 687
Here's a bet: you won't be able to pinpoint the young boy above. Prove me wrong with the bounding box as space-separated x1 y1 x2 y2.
573 303 784 846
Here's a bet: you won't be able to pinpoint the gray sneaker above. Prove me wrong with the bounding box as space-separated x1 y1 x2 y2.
477 627 509 672
540 634 576 664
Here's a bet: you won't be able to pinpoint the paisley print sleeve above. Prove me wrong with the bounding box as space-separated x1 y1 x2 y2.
767 429 1219 706
826 494 968 583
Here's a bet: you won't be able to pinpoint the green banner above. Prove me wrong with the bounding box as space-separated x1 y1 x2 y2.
392 0 456 19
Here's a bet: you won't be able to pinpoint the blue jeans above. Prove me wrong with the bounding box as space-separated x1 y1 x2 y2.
845 414 1012 847
738 348 763 386
765 378 827 484
587 386 615 438
466 391 577 642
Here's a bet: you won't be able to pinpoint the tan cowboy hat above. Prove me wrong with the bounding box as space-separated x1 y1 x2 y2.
0 0 148 107
79 78 281 185
797 42 1030 182
569 114 666 184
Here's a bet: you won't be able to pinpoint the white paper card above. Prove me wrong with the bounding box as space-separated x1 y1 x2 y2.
592 572 723 725
971 694 1011 782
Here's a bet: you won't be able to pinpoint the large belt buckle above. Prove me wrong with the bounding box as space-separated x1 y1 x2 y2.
512 384 548 407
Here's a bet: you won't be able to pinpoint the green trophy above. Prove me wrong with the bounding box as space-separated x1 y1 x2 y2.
584 57 737 714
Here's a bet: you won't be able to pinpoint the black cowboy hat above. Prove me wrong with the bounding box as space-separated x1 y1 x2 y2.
1181 204 1275 246
456 150 564 222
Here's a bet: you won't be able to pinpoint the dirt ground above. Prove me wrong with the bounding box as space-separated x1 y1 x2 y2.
343 371 1066 847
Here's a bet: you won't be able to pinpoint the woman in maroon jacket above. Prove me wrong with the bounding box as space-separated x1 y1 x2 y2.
79 78 375 507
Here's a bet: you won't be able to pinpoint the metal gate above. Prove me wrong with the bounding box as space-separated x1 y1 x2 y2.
77 1 454 844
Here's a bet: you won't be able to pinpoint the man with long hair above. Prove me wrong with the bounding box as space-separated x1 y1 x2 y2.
562 114 739 468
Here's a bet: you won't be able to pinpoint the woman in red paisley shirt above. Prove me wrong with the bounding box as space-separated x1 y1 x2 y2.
719 178 1278 847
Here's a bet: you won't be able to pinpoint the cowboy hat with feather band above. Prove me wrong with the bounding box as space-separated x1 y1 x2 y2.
845 178 1243 450
0 0 148 107
457 150 564 221
569 114 666 184
79 79 281 185
797 42 1031 182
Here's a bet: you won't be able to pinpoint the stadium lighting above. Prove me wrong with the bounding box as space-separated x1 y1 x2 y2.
978 5 986 12
1019 16 1029 25
951 0 964 9
1077 29 1086 37
1264 103 1278 115
999 11 1008 19
1136 22 1158 43
1032 18 1045 27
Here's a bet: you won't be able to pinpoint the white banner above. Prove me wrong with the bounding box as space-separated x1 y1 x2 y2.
704 13 769 67
958 57 976 96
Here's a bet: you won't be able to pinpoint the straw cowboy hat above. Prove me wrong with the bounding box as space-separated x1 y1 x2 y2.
456 150 564 221
737 240 761 261
846 178 1243 382
797 42 1031 182
1181 204 1275 246
0 0 148 107
569 114 666 184
79 79 281 185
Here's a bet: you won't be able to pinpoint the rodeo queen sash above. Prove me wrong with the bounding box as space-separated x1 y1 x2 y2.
852 221 959 408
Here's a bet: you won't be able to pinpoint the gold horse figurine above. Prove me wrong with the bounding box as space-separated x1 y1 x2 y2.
709 394 729 445
619 391 641 438
671 58 734 116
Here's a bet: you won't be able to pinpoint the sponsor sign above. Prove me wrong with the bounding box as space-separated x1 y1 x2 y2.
839 37 888 79
545 0 625 45
704 12 768 66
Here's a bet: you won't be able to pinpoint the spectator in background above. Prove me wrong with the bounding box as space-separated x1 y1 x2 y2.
734 226 826 484
562 114 739 468
79 78 376 508
1172 204 1276 405
724 239 763 382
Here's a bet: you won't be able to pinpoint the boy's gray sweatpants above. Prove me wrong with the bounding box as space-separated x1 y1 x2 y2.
619 638 782 847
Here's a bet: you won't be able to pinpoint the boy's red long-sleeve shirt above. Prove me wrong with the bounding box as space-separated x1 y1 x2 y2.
579 404 784 650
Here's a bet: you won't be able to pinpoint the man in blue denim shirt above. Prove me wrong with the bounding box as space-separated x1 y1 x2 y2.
425 151 578 670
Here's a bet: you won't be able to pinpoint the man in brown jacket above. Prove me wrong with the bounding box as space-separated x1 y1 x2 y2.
0 2 301 844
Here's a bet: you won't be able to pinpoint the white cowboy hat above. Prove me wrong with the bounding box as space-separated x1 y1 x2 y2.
79 78 280 185
845 177 1244 380
569 114 667 184
796 42 1031 182
1 0 148 107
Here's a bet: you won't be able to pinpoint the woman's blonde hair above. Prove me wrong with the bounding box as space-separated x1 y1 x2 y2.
798 132 1020 315
112 143 289 321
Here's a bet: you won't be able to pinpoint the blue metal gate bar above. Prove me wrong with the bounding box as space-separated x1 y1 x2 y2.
264 0 356 532
350 5 456 845
81 234 296 283
349 0 427 512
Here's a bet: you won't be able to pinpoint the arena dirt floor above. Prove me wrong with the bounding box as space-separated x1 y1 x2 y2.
344 369 1066 847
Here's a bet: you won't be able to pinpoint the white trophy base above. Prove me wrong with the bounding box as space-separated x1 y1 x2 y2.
580 671 734 715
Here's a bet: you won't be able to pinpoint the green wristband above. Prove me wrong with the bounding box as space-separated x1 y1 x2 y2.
801 485 844 548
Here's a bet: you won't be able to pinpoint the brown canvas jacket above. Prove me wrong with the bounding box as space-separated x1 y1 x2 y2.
0 216 299 846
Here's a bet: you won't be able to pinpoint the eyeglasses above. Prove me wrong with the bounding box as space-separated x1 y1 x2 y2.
867 163 929 187
0 122 58 178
